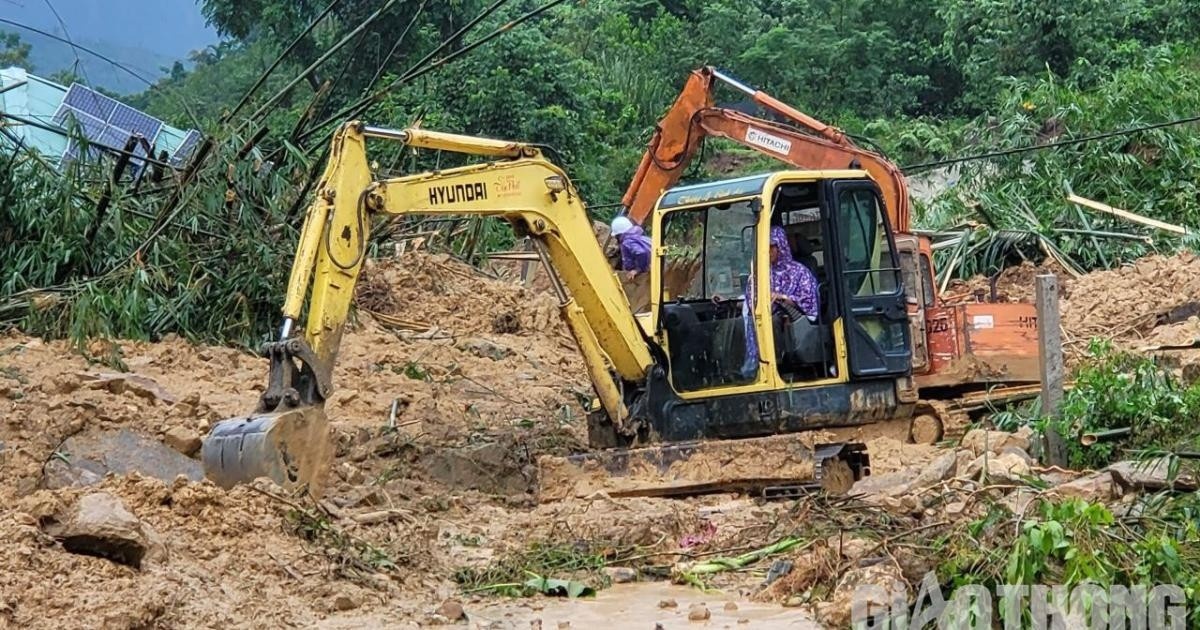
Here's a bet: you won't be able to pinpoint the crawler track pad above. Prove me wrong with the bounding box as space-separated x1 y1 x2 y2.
536 434 867 502
201 407 332 498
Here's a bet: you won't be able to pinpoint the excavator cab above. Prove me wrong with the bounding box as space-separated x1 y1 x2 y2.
650 170 911 399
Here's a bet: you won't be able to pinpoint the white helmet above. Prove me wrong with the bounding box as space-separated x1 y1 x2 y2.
610 215 633 236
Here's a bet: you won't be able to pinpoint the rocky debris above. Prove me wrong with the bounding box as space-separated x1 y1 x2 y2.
436 598 466 622
963 451 1031 482
1109 458 1198 492
658 599 678 609
603 567 637 583
827 536 874 563
852 451 956 499
162 426 202 457
491 312 522 334
961 428 1031 456
457 337 514 361
421 440 531 495
850 469 918 498
816 562 907 628
687 603 711 621
40 492 164 569
1051 470 1124 501
723 602 738 611
77 372 178 404
41 428 203 489
332 591 360 611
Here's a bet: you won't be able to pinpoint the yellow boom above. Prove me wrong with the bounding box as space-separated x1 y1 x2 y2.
202 123 653 495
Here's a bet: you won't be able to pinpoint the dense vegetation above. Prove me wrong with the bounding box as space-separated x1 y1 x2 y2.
3 0 1200 344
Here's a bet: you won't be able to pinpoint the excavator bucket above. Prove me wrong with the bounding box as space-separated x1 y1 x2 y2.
201 406 332 498
536 434 868 502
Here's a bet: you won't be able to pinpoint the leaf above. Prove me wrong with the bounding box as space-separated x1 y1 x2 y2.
523 574 595 599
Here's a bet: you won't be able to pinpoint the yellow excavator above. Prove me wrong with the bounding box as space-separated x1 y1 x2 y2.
202 121 929 499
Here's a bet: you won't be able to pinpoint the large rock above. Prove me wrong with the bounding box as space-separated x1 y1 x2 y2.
41 492 164 569
162 426 202 457
963 451 1031 482
42 428 203 489
422 440 531 495
851 452 957 499
77 372 178 404
1051 471 1123 502
1108 459 1198 492
816 562 908 628
961 428 1031 456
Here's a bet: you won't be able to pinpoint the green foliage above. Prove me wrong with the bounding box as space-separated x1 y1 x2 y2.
943 496 1200 626
0 32 32 70
1036 340 1200 469
0 135 300 347
917 44 1200 280
453 540 611 597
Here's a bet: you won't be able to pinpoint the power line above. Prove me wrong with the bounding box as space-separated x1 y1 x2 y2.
297 0 513 143
40 0 91 87
0 17 155 86
903 114 1200 173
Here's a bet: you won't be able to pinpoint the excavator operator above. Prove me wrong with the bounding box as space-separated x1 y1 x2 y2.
610 215 652 280
740 226 820 378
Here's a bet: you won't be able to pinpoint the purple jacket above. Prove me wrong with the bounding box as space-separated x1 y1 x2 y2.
617 226 652 273
743 226 820 372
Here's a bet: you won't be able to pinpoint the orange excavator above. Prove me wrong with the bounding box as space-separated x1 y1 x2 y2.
622 67 911 231
618 67 1044 421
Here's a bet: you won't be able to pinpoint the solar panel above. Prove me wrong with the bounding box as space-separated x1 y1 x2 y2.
52 83 194 172
53 107 106 140
169 129 202 168
109 103 163 142
62 83 118 120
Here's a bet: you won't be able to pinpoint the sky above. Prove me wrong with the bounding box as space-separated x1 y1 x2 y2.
2 0 219 93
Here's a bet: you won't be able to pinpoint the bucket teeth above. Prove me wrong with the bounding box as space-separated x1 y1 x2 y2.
201 407 332 498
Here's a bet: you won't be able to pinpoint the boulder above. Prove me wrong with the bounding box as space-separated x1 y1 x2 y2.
961 429 1030 456
42 428 203 489
851 452 956 501
1051 471 1123 502
41 492 164 569
435 598 465 622
687 604 711 621
911 452 959 488
78 372 178 404
964 451 1030 482
603 567 637 584
162 426 202 457
850 469 918 498
1108 459 1198 492
816 562 908 628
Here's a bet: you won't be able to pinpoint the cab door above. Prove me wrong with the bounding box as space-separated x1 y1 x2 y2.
826 180 912 378
895 234 929 372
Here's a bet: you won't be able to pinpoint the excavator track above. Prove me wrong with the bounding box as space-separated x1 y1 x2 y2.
536 434 868 502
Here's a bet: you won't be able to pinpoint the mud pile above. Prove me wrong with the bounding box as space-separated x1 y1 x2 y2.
1061 252 1200 341
0 250 609 627
944 259 1073 304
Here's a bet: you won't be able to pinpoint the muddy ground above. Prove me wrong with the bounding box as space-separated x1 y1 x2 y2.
2 251 1199 629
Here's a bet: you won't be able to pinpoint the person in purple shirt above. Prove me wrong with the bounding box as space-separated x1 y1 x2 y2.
610 215 652 280
740 226 820 377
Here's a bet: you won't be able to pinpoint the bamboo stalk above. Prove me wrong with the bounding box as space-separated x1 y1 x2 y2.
1067 194 1191 235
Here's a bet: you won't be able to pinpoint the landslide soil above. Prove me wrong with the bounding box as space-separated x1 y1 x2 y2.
0 249 1192 628
0 252 777 629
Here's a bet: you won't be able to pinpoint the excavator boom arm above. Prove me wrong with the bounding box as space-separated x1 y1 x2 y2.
202 122 654 495
621 67 910 231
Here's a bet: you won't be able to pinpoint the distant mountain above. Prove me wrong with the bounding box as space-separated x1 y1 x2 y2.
2 0 217 94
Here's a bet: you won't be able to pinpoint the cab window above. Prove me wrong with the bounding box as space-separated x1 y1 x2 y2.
658 199 758 391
